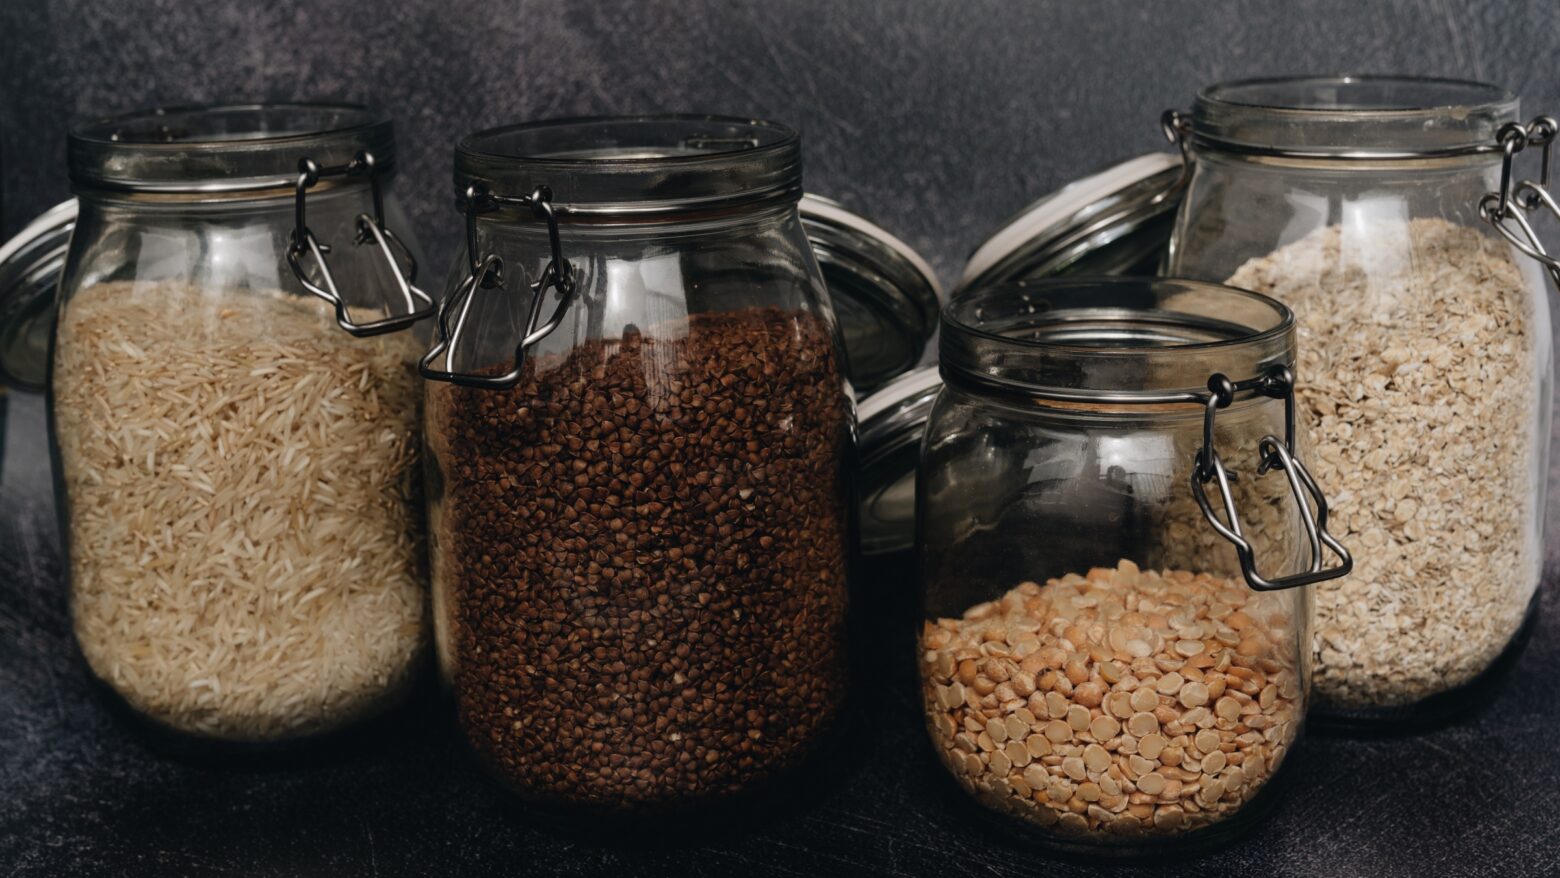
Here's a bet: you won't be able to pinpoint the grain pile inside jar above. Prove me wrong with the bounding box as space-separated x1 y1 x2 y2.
1226 218 1541 709
55 282 426 741
428 306 851 809
921 560 1300 838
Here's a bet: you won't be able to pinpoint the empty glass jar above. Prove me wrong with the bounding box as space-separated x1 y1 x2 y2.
1164 75 1554 728
918 277 1350 854
50 104 433 743
419 115 852 813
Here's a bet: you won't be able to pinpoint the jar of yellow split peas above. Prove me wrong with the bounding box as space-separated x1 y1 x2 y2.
916 277 1351 854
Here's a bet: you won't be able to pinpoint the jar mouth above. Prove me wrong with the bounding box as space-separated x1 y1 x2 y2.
453 115 803 218
68 103 395 193
939 277 1295 402
1190 74 1519 159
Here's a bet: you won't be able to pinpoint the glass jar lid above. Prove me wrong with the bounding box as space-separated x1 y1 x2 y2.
1185 75 1520 159
856 150 1191 558
0 200 77 391
957 153 1182 293
856 365 942 556
801 194 942 394
453 115 802 218
68 103 396 193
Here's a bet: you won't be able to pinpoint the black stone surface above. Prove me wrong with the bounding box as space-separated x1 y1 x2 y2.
4 377 1560 878
5 1 1560 875
4 391 1560 878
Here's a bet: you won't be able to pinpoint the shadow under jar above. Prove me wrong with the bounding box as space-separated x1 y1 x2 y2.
1163 75 1555 730
419 116 853 814
917 278 1351 855
50 104 435 745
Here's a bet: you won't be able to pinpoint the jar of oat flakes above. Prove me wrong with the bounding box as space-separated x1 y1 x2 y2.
44 104 435 744
418 115 852 813
1162 75 1555 728
918 277 1350 854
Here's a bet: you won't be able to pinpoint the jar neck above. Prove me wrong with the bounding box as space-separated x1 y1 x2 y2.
69 103 395 194
455 115 803 220
938 278 1295 405
473 199 798 238
1187 75 1519 161
75 177 379 210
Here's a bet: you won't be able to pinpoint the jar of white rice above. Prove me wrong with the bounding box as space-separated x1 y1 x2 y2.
45 103 436 742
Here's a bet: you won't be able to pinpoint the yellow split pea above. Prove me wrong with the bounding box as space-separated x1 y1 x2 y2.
920 560 1300 839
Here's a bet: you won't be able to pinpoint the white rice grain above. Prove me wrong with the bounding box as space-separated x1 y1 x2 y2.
55 282 427 741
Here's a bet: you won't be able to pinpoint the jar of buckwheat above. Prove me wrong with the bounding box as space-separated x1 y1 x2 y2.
418 115 853 814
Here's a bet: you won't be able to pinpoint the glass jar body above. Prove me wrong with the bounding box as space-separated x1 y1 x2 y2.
1169 148 1553 726
51 185 429 744
918 380 1311 853
425 203 854 812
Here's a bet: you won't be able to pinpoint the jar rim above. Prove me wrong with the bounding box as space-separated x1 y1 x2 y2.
68 103 395 194
1189 74 1520 160
938 277 1295 402
453 114 803 218
1199 74 1515 114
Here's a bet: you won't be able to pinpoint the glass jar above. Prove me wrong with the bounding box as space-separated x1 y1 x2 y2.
50 104 434 744
918 277 1350 854
419 115 853 813
1164 76 1554 728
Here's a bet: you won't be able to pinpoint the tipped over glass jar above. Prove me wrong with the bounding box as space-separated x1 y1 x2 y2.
917 277 1351 854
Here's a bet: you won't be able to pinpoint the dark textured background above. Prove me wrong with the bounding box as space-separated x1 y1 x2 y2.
6 1 1560 876
5 0 1560 280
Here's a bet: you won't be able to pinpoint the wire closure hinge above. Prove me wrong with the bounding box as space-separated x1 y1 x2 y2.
1190 366 1353 592
1158 109 1195 205
1160 110 1193 161
417 183 577 389
1478 116 1560 287
287 151 435 337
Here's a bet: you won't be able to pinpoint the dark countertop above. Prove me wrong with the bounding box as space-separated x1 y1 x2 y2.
3 384 1560 878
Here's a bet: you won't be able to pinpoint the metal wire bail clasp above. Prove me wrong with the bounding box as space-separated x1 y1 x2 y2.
287 151 436 337
1190 366 1353 591
1157 108 1195 204
417 183 577 389
1478 116 1560 287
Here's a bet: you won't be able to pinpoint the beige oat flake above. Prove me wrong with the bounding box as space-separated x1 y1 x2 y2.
1226 218 1542 709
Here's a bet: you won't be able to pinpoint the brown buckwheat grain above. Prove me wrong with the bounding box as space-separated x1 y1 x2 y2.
428 307 851 810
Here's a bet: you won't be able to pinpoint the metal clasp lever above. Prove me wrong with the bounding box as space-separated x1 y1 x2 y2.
1156 109 1195 207
1478 117 1560 287
417 183 577 389
1190 367 1353 592
287 151 436 337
